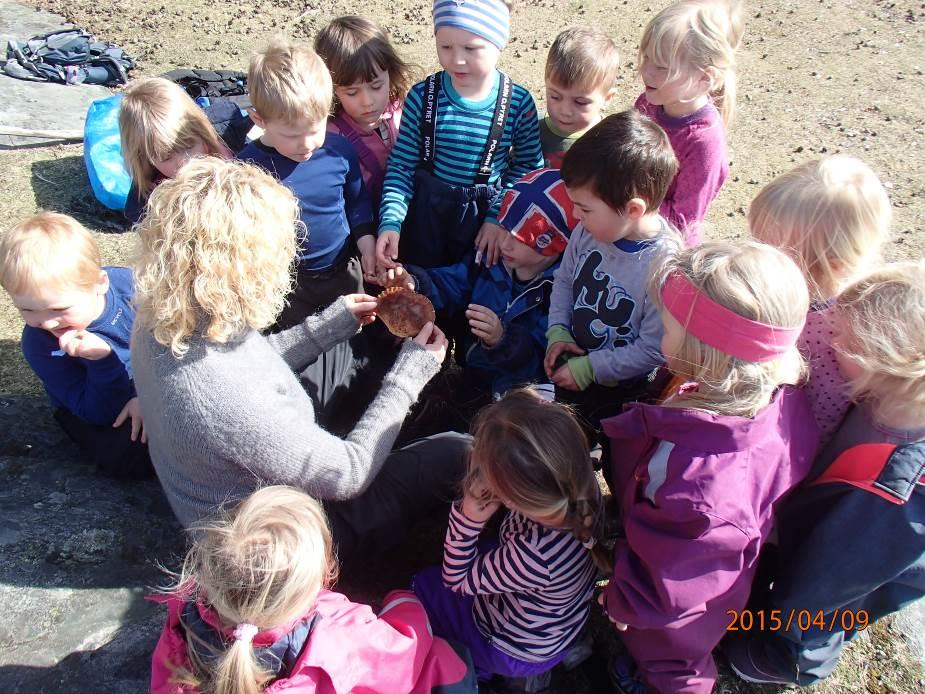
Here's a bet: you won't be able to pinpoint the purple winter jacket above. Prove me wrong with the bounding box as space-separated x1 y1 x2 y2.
601 385 820 693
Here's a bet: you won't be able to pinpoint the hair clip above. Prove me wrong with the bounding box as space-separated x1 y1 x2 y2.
582 537 597 550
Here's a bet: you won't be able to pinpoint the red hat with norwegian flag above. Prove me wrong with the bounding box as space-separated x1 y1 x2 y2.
497 168 577 257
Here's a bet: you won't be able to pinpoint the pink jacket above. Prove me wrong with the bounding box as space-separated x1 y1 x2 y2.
601 385 820 693
327 102 402 212
150 589 475 693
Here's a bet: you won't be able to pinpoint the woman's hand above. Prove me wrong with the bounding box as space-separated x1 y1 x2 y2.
412 321 448 365
344 293 378 326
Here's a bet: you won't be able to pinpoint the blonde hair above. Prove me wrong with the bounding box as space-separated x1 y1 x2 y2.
134 158 298 357
249 38 332 125
651 240 808 417
0 212 102 295
748 156 892 301
835 262 925 427
639 0 744 126
315 16 419 107
168 486 336 694
545 27 620 93
120 77 229 195
467 388 611 573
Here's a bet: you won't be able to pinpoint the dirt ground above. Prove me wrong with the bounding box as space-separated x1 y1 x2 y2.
1 0 924 691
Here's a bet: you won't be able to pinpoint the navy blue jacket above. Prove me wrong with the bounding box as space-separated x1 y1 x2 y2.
770 436 925 644
21 267 136 425
409 254 558 397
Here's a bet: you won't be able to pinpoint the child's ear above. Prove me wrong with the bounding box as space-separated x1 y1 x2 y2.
626 198 649 219
702 66 721 91
248 108 267 129
603 87 618 106
95 270 110 295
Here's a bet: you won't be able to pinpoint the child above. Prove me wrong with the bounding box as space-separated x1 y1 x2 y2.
238 38 376 327
542 27 620 168
725 262 925 687
544 110 678 432
635 0 744 246
396 168 575 404
0 212 150 479
151 485 477 693
413 388 607 686
315 16 418 213
599 240 820 694
376 0 544 270
120 77 232 224
749 156 891 441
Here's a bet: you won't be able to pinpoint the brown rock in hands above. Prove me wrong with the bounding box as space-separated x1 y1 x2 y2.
377 287 436 338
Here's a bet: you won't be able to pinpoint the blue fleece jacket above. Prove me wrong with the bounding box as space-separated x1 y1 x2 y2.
21 266 136 426
409 254 558 397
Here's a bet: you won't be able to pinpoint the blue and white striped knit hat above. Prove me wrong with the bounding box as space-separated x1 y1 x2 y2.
432 0 511 50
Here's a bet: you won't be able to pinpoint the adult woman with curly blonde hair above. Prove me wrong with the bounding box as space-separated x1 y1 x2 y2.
131 158 469 564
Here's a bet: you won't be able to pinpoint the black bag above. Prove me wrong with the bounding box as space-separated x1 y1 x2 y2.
162 68 253 153
161 68 248 100
4 28 135 86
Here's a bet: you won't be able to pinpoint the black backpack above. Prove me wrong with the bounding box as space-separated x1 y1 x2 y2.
4 28 135 86
161 69 253 153
161 68 248 101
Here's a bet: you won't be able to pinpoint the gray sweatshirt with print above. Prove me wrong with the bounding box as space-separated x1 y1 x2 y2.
548 224 670 385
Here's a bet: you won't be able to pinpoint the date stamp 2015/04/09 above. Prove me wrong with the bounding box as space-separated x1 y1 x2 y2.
726 609 869 632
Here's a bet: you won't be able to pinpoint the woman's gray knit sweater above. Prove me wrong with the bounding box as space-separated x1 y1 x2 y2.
131 298 440 527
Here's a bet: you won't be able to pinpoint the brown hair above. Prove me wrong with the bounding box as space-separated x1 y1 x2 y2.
248 37 332 125
467 388 611 573
0 212 102 294
561 110 678 212
314 16 419 108
120 77 228 194
545 27 620 92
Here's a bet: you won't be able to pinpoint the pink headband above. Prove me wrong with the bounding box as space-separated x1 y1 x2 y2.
660 271 804 362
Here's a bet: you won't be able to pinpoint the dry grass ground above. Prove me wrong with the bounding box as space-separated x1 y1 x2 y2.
1 0 924 690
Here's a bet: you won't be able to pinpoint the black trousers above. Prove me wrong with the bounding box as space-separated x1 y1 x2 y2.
325 431 471 568
54 407 153 479
400 168 499 268
274 254 364 332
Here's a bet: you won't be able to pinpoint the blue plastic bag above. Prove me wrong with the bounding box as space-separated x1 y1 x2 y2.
83 94 131 210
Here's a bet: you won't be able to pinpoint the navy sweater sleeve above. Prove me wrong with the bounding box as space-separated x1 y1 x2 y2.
22 328 134 425
334 136 375 239
21 266 137 425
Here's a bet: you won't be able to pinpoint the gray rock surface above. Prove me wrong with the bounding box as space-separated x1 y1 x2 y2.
0 395 182 693
0 0 112 148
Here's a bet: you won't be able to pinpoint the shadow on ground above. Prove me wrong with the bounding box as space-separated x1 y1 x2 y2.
30 156 129 232
0 394 181 692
